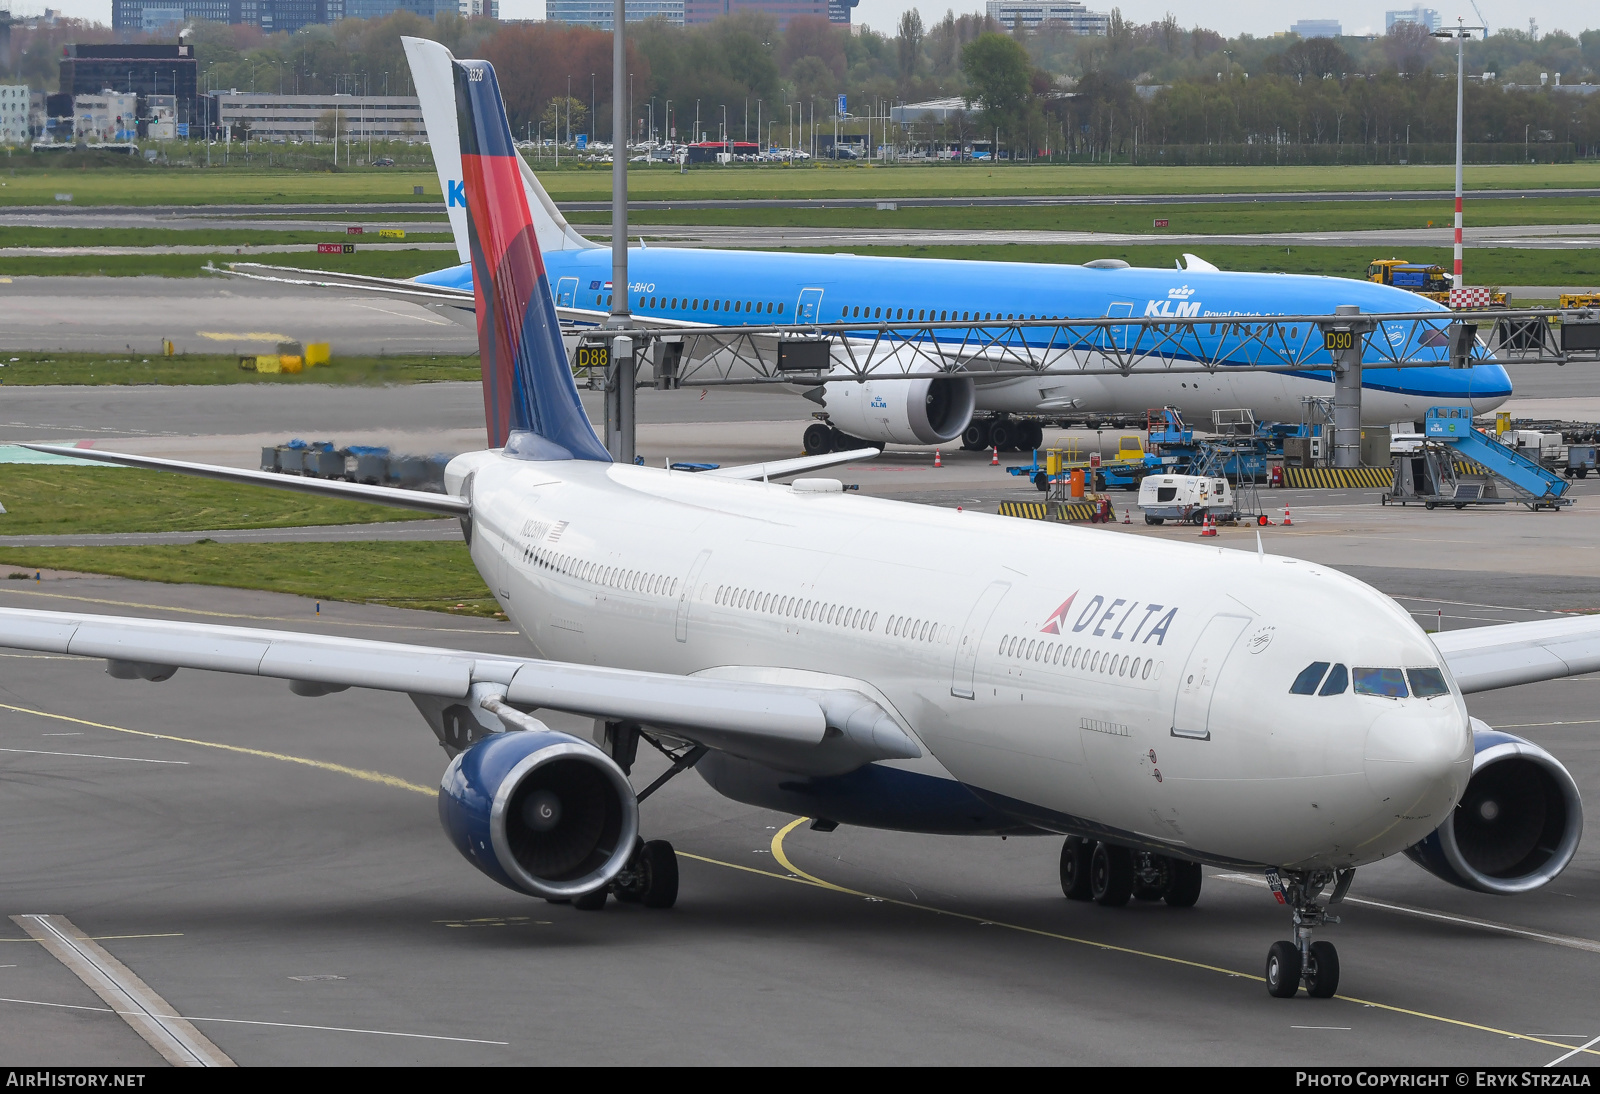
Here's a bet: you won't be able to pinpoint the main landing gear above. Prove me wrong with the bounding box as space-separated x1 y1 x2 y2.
569 727 705 912
1264 868 1354 999
1059 836 1202 908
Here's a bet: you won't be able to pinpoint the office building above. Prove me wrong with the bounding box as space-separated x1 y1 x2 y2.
680 0 825 30
112 0 347 33
1290 19 1341 38
1 84 30 146
211 91 424 142
1385 5 1439 32
60 43 201 127
75 91 139 142
548 0 682 27
983 1 1109 35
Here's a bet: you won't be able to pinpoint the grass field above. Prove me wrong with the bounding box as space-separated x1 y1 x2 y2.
0 227 454 248
0 250 452 278
566 197 1600 234
4 162 1597 207
0 467 428 536
792 244 1597 287
0 541 499 616
0 352 480 385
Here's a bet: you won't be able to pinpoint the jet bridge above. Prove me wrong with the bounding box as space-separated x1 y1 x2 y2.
1385 406 1573 511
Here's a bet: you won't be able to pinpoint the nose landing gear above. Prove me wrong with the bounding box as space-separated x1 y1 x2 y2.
1265 868 1354 998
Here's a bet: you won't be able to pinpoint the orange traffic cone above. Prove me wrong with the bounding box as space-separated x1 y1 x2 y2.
1200 513 1217 538
1122 508 1132 524
1282 506 1293 526
934 449 943 468
990 447 1000 466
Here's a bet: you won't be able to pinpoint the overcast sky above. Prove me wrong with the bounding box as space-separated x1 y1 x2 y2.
30 1 1591 43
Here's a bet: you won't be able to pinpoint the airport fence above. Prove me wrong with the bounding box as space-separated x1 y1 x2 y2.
1125 142 1579 166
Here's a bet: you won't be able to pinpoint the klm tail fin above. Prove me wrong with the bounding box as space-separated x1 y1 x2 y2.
453 56 611 462
403 36 594 266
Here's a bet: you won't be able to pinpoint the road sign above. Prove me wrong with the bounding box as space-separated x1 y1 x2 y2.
837 94 847 115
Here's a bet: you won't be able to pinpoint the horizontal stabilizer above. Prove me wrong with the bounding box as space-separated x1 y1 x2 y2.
20 445 469 517
1434 615 1600 693
702 447 881 481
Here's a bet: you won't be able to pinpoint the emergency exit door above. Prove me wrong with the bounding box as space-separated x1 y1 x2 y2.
795 288 824 325
1170 613 1252 740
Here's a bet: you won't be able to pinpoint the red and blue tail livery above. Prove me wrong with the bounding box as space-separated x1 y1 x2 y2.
454 58 609 462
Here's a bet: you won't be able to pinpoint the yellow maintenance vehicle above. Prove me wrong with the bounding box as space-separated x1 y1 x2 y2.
1559 292 1600 309
1366 259 1509 306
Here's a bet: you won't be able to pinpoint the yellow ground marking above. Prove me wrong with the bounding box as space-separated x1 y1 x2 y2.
12 690 1588 1059
0 702 434 797
0 586 512 635
196 332 292 342
764 817 1598 1059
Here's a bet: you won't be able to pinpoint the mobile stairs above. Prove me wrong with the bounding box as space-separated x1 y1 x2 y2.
1384 406 1573 512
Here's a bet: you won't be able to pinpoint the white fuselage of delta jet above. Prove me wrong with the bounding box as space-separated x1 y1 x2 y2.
448 450 1474 872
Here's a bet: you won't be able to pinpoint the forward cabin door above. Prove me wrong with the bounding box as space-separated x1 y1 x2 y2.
951 580 1010 699
1170 613 1252 740
795 287 824 325
555 277 578 308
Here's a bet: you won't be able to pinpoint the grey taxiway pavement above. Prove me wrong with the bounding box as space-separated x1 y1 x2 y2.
0 380 1599 1063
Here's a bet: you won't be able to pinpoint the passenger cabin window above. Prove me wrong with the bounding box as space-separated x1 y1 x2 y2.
1290 662 1330 695
1354 668 1408 698
1319 664 1349 695
1408 668 1449 697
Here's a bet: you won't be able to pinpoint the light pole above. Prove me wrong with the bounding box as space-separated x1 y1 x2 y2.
604 0 635 463
1433 18 1485 290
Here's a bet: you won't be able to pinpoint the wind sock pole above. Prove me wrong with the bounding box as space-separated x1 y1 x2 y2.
605 0 636 463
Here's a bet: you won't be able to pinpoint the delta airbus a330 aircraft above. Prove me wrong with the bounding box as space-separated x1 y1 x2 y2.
232 37 1513 457
10 55 1596 1001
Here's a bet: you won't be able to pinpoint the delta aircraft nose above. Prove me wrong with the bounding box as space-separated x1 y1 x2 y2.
1363 706 1472 843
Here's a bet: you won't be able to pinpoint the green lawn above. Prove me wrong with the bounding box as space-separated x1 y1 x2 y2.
0 227 453 248
0 467 430 536
0 352 479 386
0 250 453 278
0 541 499 616
567 196 1600 234
4 162 1597 206
791 244 1596 288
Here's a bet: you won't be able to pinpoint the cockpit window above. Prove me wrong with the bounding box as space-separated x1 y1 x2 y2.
1354 668 1408 698
1319 664 1349 696
1407 667 1450 697
1290 662 1330 695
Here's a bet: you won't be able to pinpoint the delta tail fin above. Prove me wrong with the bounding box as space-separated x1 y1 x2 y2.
403 36 594 266
453 55 610 462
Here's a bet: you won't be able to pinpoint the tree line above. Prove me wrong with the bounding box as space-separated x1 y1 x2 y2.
4 8 1598 157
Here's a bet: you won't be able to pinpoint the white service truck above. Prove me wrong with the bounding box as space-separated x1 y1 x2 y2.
1137 474 1234 526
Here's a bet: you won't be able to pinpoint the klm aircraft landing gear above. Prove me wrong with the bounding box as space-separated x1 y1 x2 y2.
1264 868 1353 998
802 420 886 457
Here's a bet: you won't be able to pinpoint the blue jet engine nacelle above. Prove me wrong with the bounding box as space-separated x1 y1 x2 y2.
1405 721 1583 894
439 726 639 899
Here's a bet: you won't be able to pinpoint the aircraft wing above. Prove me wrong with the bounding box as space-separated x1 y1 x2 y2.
20 445 469 517
0 608 918 773
1433 615 1600 693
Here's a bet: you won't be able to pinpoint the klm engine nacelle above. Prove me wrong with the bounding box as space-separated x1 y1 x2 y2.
438 727 639 899
1404 721 1583 894
821 360 976 447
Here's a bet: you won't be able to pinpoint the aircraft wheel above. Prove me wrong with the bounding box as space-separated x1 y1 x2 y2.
613 837 647 903
1303 941 1340 998
1059 836 1094 901
1022 421 1044 450
639 840 680 909
962 421 991 450
1164 861 1202 907
1132 855 1170 902
802 423 833 456
1579 469 1589 479
1090 842 1133 907
1265 940 1301 998
989 421 1014 451
573 886 609 911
